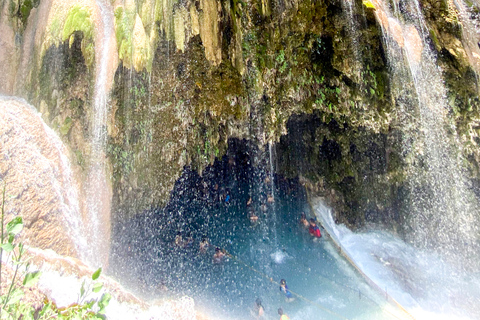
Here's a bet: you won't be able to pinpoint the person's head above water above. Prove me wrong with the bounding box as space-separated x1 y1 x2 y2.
280 279 286 286
278 308 284 315
309 218 316 225
255 298 262 306
301 212 306 219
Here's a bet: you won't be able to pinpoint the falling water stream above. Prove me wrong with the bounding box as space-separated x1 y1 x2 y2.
84 0 115 267
373 0 480 268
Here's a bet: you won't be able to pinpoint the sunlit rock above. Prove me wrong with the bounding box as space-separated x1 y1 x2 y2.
0 97 85 258
198 0 222 65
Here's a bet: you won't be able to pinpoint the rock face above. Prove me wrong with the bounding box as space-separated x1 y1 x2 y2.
0 97 86 258
1 0 480 238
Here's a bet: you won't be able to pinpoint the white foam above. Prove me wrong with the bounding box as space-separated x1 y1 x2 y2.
312 198 480 320
271 249 289 264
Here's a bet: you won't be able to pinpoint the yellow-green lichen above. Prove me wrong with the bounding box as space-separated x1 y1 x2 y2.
362 0 376 10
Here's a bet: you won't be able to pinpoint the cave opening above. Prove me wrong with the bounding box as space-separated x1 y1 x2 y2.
109 138 398 319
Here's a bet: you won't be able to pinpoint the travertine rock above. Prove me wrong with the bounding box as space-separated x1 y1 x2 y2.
0 97 85 258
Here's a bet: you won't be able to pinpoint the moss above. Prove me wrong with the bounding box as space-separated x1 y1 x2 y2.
62 5 95 67
74 150 85 169
60 117 73 135
114 7 136 67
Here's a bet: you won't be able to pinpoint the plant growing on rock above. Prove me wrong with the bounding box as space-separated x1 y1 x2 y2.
0 183 111 319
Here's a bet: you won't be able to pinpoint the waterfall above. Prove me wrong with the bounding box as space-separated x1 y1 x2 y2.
84 0 115 267
374 0 480 268
268 141 278 247
340 0 363 80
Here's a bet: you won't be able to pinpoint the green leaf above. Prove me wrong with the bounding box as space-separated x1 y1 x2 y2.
1 243 14 252
92 267 102 280
98 292 111 313
7 216 23 235
39 302 52 317
80 281 86 298
23 271 42 287
92 282 103 293
6 289 24 305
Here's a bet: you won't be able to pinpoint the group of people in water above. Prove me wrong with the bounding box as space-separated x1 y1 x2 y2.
252 296 290 320
248 212 323 319
246 193 275 225
249 278 293 319
172 184 323 319
173 231 231 264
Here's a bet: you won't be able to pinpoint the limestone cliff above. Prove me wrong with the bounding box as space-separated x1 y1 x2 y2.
1 0 480 235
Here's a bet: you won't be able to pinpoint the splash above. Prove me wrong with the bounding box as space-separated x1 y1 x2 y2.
374 0 480 270
313 198 480 320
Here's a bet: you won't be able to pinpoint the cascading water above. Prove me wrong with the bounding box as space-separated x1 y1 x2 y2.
339 0 363 80
373 0 480 269
84 0 115 267
268 141 278 247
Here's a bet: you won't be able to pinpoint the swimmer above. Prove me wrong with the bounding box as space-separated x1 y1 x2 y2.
199 237 209 253
251 298 265 319
278 307 290 320
279 279 294 302
249 210 259 224
213 247 226 263
261 203 268 212
300 212 309 228
267 194 275 203
309 218 322 238
174 232 184 247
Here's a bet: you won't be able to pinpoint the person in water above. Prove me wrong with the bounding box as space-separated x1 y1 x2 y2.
213 247 226 263
300 212 309 228
267 194 275 203
251 297 265 319
249 210 259 224
309 218 322 238
174 232 184 247
278 308 290 320
199 237 209 253
279 279 294 302
260 203 268 212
